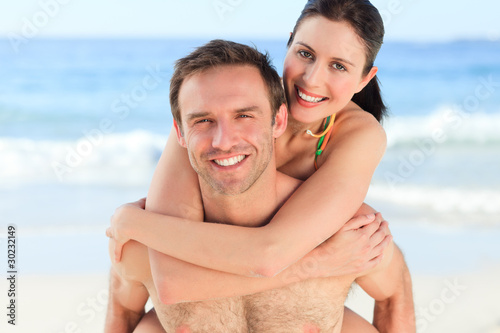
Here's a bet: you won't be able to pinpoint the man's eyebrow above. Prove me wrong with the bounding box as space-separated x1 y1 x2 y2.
185 106 261 122
295 41 356 67
186 111 210 122
236 106 261 114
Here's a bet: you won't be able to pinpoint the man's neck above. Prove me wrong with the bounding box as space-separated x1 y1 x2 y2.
201 165 281 228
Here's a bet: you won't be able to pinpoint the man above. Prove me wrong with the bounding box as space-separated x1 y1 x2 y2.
106 40 415 332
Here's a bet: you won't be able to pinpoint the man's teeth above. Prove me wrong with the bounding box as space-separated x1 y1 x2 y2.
214 155 246 167
297 89 326 103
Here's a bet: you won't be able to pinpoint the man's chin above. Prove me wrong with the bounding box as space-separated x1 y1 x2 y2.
205 178 253 196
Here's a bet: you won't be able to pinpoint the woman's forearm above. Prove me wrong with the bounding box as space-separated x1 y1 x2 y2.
147 210 391 304
126 206 267 276
149 249 301 304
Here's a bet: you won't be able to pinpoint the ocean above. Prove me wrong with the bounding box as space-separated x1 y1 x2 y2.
1 38 499 275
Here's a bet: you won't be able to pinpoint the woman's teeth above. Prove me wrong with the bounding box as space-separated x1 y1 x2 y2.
297 88 326 103
214 155 246 167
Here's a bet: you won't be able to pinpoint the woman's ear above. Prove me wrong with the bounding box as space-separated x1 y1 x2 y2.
287 32 294 46
173 120 187 147
273 104 288 138
356 66 378 93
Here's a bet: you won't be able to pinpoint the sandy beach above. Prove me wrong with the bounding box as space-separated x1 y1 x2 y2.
1 208 499 333
1 264 499 332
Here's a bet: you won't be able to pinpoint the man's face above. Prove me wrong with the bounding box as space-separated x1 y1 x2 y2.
176 65 283 196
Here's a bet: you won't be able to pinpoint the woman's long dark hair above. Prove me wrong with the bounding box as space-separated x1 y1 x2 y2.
288 0 387 122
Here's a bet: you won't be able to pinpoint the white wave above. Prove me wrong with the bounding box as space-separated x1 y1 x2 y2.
0 130 167 187
367 183 500 216
384 108 500 147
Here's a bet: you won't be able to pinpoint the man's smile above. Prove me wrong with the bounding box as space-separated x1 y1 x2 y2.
213 154 247 167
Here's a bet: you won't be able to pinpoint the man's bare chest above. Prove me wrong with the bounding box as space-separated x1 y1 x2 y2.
158 276 353 332
243 276 352 332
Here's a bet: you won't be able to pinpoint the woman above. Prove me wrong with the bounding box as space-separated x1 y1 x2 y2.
109 0 394 330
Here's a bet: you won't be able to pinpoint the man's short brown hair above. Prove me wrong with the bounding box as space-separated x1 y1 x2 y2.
170 39 285 128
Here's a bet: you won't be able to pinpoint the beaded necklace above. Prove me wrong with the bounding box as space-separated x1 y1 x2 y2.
306 114 336 170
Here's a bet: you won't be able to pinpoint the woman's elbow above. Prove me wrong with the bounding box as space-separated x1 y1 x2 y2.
252 264 281 278
155 275 186 305
251 242 290 278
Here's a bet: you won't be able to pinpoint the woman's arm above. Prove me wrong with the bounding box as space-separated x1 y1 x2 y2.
141 127 205 301
145 127 203 221
110 112 386 277
153 213 390 304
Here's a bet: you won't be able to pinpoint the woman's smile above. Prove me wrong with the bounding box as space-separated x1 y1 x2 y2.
295 85 329 105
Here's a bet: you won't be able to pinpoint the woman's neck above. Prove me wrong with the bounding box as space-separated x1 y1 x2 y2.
285 114 326 138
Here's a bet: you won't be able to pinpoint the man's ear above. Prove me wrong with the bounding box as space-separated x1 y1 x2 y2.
273 103 288 139
356 66 378 93
173 120 187 147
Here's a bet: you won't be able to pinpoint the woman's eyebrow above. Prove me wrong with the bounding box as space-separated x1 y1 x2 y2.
295 41 355 67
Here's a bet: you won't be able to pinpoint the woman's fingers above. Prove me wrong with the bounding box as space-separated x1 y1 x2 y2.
343 213 377 230
358 218 381 236
373 233 393 255
369 220 389 245
133 197 147 209
364 234 392 271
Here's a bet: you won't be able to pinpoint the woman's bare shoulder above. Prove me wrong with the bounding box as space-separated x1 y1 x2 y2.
335 102 385 134
319 103 387 166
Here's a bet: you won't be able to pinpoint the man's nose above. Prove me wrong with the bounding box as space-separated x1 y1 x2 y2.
211 121 239 151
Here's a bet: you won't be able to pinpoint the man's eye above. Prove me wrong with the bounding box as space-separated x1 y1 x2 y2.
238 114 251 118
195 119 211 124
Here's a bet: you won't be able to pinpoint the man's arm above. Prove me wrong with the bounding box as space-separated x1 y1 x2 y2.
105 239 149 333
355 241 415 333
349 204 415 333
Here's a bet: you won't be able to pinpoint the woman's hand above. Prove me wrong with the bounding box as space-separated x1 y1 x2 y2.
315 212 392 277
281 213 392 283
106 198 146 263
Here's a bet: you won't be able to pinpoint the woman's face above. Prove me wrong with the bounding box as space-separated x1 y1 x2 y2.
283 16 377 125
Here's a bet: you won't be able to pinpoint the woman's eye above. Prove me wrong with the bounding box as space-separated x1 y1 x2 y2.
298 50 313 59
332 63 346 71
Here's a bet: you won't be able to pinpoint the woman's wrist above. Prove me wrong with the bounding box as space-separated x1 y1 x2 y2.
120 205 138 240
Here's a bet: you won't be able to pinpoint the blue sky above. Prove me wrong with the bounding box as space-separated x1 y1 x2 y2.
1 0 499 42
